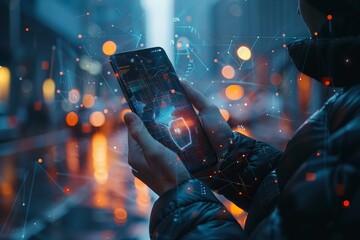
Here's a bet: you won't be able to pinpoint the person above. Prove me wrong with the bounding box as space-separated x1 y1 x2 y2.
123 0 360 239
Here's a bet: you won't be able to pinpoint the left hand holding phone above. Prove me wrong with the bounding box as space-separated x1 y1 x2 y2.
124 112 192 196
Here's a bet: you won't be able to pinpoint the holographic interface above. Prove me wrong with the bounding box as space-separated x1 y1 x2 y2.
111 47 217 173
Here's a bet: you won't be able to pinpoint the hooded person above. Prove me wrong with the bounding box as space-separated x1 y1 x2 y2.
123 0 360 239
288 0 360 87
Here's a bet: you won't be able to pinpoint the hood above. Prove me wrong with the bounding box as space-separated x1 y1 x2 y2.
288 37 360 87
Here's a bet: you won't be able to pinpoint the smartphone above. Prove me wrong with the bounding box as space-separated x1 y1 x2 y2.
110 47 217 174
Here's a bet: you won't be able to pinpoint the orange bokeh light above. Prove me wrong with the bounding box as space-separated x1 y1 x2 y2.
102 41 117 56
222 65 235 79
225 85 244 101
89 111 106 127
113 208 127 223
83 94 95 108
219 109 230 122
68 89 80 104
66 112 79 126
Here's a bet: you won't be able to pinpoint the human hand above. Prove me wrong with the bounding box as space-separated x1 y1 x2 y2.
181 81 234 157
124 112 192 196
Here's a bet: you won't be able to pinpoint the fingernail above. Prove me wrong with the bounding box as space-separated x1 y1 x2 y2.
124 112 137 125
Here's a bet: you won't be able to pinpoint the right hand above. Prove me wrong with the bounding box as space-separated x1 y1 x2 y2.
181 81 234 158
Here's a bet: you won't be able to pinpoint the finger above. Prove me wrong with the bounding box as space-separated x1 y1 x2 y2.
124 112 161 153
127 133 151 171
181 81 215 112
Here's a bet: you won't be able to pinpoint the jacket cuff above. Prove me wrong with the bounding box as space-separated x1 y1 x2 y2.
149 179 220 233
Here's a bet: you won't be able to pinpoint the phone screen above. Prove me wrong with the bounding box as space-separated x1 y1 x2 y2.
110 47 217 173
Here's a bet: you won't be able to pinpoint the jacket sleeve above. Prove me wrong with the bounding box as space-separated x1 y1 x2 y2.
149 179 246 239
208 132 283 213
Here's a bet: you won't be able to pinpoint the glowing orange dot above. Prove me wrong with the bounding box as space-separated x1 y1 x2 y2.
323 77 331 86
83 94 95 108
219 109 230 121
170 89 175 94
66 112 79 127
343 200 350 207
222 65 235 79
225 85 244 101
103 108 109 114
327 14 333 20
283 44 287 48
214 58 218 63
64 186 71 195
102 41 117 56
37 158 43 163
25 27 29 32
59 71 64 75
89 111 105 127
314 32 319 36
120 108 132 122
113 208 127 221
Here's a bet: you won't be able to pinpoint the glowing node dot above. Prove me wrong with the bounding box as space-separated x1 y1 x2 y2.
283 44 287 48
59 71 64 75
104 108 109 114
77 34 83 39
25 27 29 32
86 11 90 16
314 32 319 36
327 14 333 20
343 200 350 207
56 89 60 93
37 158 43 163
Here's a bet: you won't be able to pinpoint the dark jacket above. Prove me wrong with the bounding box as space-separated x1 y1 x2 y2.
149 38 360 239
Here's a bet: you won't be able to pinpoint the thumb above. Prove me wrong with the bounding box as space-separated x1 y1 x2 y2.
124 112 159 152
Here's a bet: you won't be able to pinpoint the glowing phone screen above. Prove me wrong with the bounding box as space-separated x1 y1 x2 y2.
111 47 217 173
